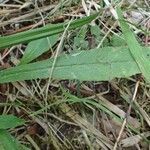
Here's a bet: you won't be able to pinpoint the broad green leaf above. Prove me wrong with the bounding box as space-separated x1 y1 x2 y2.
0 130 21 150
0 115 25 129
20 34 59 64
117 8 150 82
0 13 98 50
0 46 150 83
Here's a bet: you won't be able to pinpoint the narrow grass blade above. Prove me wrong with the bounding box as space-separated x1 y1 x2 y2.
20 34 59 64
0 115 25 129
0 46 150 83
0 13 98 50
117 8 150 82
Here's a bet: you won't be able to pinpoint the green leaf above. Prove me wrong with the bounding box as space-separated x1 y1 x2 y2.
0 46 150 83
0 130 21 150
117 8 150 82
73 26 88 50
20 34 59 64
90 25 101 38
0 115 25 129
110 35 126 47
0 13 98 50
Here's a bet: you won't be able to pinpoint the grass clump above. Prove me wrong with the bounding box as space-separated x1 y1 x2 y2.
0 0 149 149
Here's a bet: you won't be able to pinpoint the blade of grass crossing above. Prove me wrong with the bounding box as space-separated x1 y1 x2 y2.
117 8 150 82
0 13 98 50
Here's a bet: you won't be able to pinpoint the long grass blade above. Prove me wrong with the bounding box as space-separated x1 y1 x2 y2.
117 8 150 82
0 14 98 50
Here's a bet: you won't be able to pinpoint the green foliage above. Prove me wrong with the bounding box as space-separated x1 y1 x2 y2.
20 34 59 64
0 115 28 150
0 115 25 129
0 7 149 149
0 46 150 83
73 26 88 50
0 5 150 149
0 10 149 83
0 130 22 150
110 35 126 46
90 25 104 45
117 8 150 82
0 14 98 50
